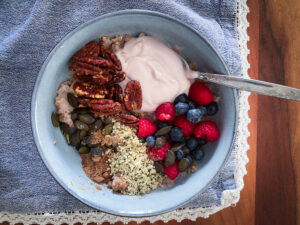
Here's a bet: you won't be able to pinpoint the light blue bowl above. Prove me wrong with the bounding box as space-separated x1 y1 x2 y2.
31 10 237 217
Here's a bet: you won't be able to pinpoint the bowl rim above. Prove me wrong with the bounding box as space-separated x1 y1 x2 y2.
31 9 238 217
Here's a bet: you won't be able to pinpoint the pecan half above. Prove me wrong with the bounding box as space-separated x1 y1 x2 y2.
73 73 93 82
71 41 100 62
107 72 126 85
100 45 122 71
90 100 122 116
106 85 116 100
117 113 139 128
124 80 142 111
114 84 124 107
92 73 112 85
69 61 107 75
76 57 114 68
73 82 108 99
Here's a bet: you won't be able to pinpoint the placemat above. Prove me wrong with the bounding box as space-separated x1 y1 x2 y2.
0 0 250 223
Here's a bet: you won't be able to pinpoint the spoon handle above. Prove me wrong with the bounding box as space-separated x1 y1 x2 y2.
198 72 300 101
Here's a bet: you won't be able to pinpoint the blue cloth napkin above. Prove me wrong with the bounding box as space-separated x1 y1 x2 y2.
0 0 240 213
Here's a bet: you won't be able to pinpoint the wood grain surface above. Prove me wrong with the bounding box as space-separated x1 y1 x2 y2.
2 0 300 224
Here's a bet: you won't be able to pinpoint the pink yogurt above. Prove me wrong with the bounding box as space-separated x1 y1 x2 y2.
116 36 197 112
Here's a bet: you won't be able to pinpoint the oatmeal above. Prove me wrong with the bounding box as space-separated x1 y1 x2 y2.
51 33 221 196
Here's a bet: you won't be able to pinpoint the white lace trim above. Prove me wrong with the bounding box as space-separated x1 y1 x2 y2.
0 1 250 223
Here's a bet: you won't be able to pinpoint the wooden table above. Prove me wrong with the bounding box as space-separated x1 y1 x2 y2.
2 0 299 224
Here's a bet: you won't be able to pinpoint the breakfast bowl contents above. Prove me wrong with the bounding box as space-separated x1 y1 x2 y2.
32 10 237 216
51 34 221 195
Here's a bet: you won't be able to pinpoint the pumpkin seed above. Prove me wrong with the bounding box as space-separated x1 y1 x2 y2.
81 135 92 147
60 123 76 135
154 162 164 173
78 146 90 154
71 112 78 121
51 112 60 127
164 150 176 167
183 146 190 154
67 93 78 108
155 136 166 148
103 116 112 125
102 124 113 136
65 134 70 145
178 158 189 172
89 119 103 132
78 113 95 125
170 142 185 152
156 126 172 136
74 120 89 131
73 108 88 114
70 131 80 146
79 130 88 140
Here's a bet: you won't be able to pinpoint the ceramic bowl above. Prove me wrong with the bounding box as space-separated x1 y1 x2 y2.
31 9 237 217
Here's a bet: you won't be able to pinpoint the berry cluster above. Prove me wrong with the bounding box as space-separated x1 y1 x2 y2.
138 81 220 180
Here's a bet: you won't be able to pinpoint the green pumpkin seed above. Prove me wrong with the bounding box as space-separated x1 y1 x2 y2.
71 112 78 121
67 93 78 108
178 158 189 172
103 116 112 125
183 146 190 154
78 146 90 154
74 120 89 131
78 113 95 125
89 119 103 132
81 135 92 147
65 134 70 145
156 126 172 136
102 124 113 136
51 112 60 127
170 142 185 152
155 136 166 148
164 150 176 167
79 130 88 140
73 108 88 114
154 162 164 173
70 131 80 146
60 123 76 135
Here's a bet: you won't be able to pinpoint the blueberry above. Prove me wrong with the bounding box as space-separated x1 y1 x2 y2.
90 147 103 155
187 109 204 123
191 147 204 161
206 101 218 116
176 148 185 160
175 102 189 114
197 106 207 115
198 138 207 146
169 127 184 142
156 121 170 129
186 155 193 168
188 100 196 109
186 137 198 151
146 136 156 147
174 93 188 104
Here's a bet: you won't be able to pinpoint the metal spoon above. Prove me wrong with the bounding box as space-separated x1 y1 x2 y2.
197 72 300 101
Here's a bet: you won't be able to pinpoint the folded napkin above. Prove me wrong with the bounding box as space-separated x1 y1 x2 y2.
0 0 241 213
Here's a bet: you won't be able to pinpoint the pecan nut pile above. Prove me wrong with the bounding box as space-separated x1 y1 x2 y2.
69 38 143 127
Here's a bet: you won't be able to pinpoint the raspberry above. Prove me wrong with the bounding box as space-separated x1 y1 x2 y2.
188 82 213 106
193 121 220 142
174 115 195 137
138 118 157 138
146 141 171 161
155 102 175 122
164 161 179 180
